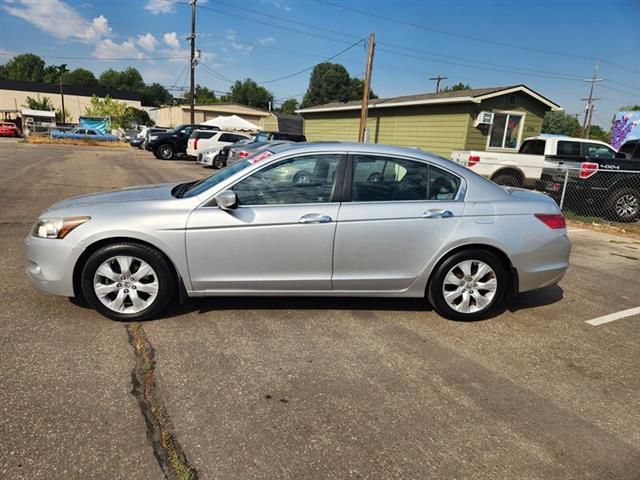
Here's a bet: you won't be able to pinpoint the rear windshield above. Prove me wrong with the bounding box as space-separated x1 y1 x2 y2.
190 130 217 139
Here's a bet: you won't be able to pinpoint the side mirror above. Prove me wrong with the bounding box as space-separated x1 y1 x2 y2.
215 190 237 210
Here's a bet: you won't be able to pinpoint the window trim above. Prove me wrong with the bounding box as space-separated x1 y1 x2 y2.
486 110 526 151
343 153 466 204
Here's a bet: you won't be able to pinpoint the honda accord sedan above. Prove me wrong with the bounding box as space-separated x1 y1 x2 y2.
25 143 570 321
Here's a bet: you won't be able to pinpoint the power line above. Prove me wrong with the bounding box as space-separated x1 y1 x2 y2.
318 0 638 75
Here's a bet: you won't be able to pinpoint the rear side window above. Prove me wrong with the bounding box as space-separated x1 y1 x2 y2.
198 131 217 140
220 133 239 142
351 155 460 202
557 141 581 156
615 142 636 159
583 143 615 158
519 139 545 155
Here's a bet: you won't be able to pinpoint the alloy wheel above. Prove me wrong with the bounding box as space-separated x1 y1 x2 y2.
615 193 638 220
93 255 159 314
442 260 497 314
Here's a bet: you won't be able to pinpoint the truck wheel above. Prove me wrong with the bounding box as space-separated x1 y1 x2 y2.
492 172 522 188
156 144 174 160
606 187 639 222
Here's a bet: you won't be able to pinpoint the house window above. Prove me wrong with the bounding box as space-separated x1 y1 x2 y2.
488 112 523 149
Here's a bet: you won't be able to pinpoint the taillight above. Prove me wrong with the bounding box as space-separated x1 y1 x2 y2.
468 155 480 167
249 151 273 164
238 151 249 158
535 213 566 229
194 137 199 150
579 162 598 179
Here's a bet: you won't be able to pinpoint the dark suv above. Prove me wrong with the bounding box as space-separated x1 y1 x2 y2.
146 124 219 160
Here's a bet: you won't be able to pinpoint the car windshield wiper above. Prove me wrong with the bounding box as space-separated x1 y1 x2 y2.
172 181 198 198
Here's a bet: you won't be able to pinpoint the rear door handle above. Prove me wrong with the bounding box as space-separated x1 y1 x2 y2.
422 209 454 219
298 213 333 224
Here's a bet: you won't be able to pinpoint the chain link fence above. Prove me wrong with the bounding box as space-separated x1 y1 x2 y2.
456 160 640 233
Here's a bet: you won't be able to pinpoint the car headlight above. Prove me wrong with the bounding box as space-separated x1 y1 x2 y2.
31 216 91 239
149 135 158 141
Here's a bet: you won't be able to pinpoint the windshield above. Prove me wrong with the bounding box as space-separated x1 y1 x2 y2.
179 160 252 198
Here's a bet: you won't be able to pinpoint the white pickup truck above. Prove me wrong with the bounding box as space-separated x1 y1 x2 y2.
451 136 616 187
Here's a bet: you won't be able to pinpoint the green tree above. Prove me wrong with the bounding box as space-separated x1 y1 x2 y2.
65 68 99 87
278 98 299 114
587 125 610 143
125 107 155 127
0 53 46 82
99 67 145 91
223 79 274 110
348 77 378 101
300 63 376 108
619 105 640 111
542 111 581 136
140 83 173 107
23 95 54 111
42 64 68 84
441 82 470 93
183 84 217 105
55 107 72 123
84 95 132 129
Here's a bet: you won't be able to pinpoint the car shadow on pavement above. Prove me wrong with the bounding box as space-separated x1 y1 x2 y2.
506 285 564 313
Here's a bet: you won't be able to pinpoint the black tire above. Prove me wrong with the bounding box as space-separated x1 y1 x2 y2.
155 143 175 160
428 249 508 321
292 171 313 184
81 242 176 321
212 155 224 169
606 187 639 222
492 172 522 188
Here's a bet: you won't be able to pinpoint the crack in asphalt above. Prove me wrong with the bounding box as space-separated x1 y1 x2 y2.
127 323 198 480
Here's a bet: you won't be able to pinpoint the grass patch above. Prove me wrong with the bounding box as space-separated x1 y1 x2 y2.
25 135 129 148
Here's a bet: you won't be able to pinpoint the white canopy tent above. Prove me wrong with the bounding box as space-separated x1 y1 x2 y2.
202 115 262 132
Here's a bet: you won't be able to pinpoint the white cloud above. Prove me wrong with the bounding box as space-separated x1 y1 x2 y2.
137 33 158 52
258 36 275 46
92 39 144 59
225 29 237 41
144 0 175 15
261 0 291 11
163 32 181 49
2 1 112 43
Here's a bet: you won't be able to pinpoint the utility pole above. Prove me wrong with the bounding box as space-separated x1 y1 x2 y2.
581 61 603 139
358 33 375 143
59 71 66 125
429 74 447 93
189 0 197 124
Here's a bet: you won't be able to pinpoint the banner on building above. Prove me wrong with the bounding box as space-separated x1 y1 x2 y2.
611 111 640 149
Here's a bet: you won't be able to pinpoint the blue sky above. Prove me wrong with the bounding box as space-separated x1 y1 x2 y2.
1 0 638 127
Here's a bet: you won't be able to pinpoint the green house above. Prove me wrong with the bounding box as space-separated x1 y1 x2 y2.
296 85 562 158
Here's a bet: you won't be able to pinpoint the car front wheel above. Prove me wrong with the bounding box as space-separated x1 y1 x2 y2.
156 144 175 160
428 249 508 321
81 243 176 321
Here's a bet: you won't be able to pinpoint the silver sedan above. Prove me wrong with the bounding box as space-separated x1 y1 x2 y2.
25 143 570 321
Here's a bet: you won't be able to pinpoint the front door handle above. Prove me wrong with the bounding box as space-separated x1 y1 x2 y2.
422 209 454 219
298 213 333 224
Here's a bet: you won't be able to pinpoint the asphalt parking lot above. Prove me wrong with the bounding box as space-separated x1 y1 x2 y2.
1 139 639 479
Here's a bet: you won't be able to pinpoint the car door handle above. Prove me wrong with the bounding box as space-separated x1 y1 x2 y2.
298 213 333 224
422 209 454 219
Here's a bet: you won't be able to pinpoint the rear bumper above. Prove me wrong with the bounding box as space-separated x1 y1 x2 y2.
515 233 571 293
24 235 81 297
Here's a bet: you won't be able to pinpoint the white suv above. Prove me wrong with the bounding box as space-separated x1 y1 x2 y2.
187 130 251 158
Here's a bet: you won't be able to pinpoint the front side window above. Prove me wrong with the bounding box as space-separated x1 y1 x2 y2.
489 113 523 149
584 143 615 158
233 154 341 206
351 155 460 202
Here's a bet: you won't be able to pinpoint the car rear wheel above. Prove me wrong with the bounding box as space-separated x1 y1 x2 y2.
156 144 175 160
81 243 176 321
606 187 639 222
428 249 508 321
492 172 522 188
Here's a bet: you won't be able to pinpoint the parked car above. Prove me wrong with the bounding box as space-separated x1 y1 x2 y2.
187 130 251 158
136 127 168 149
50 128 119 141
254 131 306 142
197 138 253 169
0 121 21 137
227 140 292 166
146 124 219 160
25 142 570 322
541 139 640 222
451 136 616 187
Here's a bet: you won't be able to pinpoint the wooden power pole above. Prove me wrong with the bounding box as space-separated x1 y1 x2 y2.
429 74 447 93
581 61 603 139
189 0 197 124
59 72 66 125
358 33 375 143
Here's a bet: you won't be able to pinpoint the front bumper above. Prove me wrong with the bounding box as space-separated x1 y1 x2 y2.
24 235 81 297
197 154 214 166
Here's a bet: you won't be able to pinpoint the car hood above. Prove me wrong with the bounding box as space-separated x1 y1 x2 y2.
47 183 177 211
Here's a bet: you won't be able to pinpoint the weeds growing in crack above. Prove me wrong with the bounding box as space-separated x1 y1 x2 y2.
127 322 197 480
